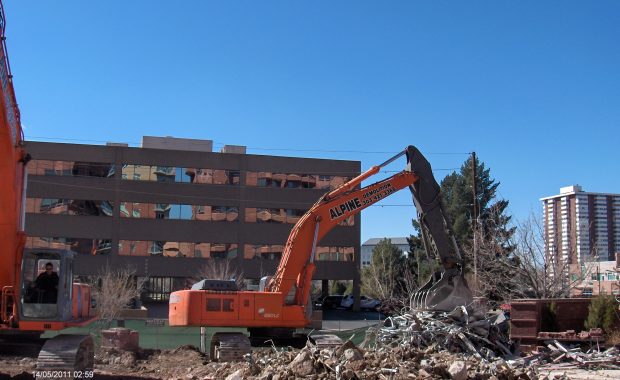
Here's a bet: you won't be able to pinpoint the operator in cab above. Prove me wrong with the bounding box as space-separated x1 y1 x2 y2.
35 262 59 303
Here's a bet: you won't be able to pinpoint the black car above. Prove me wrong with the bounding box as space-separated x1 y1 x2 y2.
320 295 346 309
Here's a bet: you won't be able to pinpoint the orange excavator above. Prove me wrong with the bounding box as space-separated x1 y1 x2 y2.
0 1 96 372
169 146 473 359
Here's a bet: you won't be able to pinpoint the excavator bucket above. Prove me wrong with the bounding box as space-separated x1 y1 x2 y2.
412 269 473 312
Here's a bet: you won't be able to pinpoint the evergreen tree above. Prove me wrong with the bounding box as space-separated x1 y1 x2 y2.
436 155 517 302
585 294 617 332
440 155 515 255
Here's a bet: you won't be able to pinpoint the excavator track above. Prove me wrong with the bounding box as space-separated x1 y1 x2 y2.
210 332 251 362
36 334 94 375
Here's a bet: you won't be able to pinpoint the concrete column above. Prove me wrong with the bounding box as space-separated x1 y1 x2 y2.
321 279 329 298
352 277 361 311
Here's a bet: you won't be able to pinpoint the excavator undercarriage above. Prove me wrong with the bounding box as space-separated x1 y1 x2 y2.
37 334 95 373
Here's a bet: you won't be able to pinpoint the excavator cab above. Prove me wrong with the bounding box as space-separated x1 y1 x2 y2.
19 249 77 321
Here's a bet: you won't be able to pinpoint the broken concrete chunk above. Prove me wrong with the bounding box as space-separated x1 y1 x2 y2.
225 369 244 380
290 349 315 376
448 361 467 380
344 348 364 362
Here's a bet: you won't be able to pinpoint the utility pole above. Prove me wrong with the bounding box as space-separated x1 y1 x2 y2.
471 152 478 293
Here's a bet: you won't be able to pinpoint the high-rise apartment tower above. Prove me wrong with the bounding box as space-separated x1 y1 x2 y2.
541 185 620 266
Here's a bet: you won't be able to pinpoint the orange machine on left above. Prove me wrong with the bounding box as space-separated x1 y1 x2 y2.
0 1 96 372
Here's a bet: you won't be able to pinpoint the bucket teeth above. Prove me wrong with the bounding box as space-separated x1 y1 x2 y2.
412 270 473 312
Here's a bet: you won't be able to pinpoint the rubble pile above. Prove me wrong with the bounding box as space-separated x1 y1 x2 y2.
32 308 618 379
88 308 620 380
513 341 620 372
537 328 604 342
367 306 513 360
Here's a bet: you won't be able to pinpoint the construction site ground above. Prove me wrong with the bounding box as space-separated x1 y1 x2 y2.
1 342 619 380
1 309 619 380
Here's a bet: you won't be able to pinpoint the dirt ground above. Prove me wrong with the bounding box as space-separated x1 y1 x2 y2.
1 345 619 380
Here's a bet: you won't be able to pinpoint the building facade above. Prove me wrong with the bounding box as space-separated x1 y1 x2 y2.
541 185 620 268
360 237 410 268
23 137 361 315
571 254 620 297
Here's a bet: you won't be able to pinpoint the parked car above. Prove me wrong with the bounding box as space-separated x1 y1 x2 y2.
340 295 381 310
320 295 346 309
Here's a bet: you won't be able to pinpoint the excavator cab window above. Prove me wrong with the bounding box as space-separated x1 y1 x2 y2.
20 252 62 318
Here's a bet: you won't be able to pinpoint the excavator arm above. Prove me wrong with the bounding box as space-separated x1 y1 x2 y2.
266 160 418 306
267 146 472 312
406 146 473 311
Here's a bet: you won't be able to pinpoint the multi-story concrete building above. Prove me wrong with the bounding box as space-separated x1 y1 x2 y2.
541 185 620 268
360 237 410 268
23 137 361 316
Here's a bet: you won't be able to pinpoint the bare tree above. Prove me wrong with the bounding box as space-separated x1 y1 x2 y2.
90 265 145 329
194 259 245 289
361 239 406 300
467 212 599 303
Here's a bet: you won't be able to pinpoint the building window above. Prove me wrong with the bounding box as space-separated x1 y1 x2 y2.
243 245 284 260
195 243 238 259
26 236 111 255
28 160 114 178
246 172 351 190
243 244 354 262
245 207 354 226
316 246 355 262
118 240 237 258
122 165 240 185
26 198 114 217
149 241 164 255
119 202 238 221
141 277 175 302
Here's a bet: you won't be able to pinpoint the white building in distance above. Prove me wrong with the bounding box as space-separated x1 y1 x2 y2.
361 237 410 268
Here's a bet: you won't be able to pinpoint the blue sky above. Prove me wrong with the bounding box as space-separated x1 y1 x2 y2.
4 1 619 242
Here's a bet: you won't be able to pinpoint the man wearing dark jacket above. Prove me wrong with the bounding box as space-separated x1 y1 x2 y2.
35 262 59 303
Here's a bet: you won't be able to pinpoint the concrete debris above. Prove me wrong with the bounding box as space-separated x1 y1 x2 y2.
537 328 604 342
512 342 620 371
289 348 315 376
7 308 615 379
239 307 615 379
101 327 140 352
447 360 467 380
225 368 245 380
367 306 512 360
